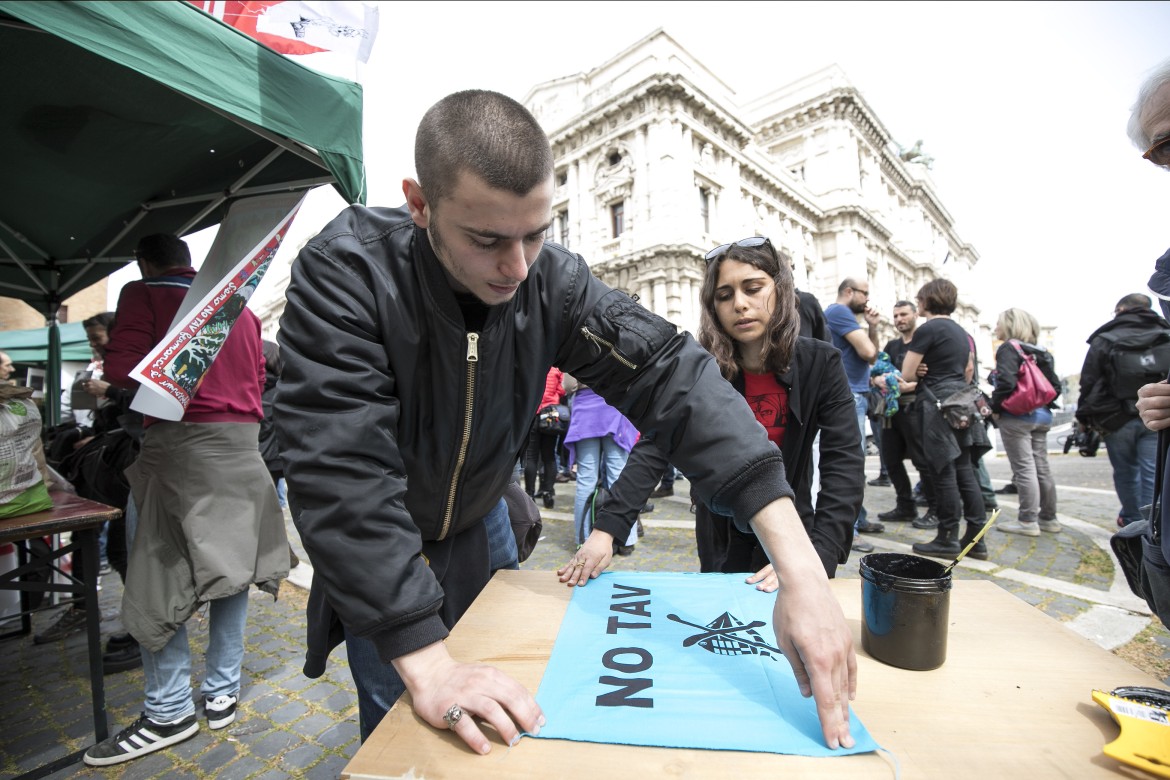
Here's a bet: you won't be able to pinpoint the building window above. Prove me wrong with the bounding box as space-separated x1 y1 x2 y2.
57 305 69 324
608 151 623 167
548 209 570 247
610 201 625 238
699 188 710 234
556 171 568 187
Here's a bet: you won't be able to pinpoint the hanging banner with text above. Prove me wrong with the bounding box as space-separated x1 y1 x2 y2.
129 192 305 421
531 572 879 756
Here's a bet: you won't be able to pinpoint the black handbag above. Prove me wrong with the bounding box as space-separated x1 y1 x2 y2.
536 403 570 435
938 385 992 430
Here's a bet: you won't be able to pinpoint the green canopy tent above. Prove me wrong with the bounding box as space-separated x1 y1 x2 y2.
0 322 92 364
0 0 366 424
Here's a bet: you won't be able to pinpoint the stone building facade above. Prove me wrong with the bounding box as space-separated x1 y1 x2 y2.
524 29 982 343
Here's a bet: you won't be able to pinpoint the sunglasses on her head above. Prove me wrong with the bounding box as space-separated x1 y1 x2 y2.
704 236 775 264
1144 135 1170 167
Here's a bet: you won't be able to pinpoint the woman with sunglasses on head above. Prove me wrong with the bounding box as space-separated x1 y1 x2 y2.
559 236 863 588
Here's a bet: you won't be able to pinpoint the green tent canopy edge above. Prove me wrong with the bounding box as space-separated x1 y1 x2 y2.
0 322 93 364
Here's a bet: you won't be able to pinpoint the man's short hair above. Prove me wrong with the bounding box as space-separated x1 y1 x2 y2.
1128 56 1170 152
838 278 860 295
916 278 958 316
135 234 191 271
893 300 917 312
415 90 554 206
1115 293 1153 314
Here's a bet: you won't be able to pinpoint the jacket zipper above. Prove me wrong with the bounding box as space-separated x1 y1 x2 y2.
440 332 479 540
580 327 638 370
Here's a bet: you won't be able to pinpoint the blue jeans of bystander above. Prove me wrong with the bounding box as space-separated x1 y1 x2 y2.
573 435 632 546
126 498 250 723
1105 416 1158 525
851 392 869 530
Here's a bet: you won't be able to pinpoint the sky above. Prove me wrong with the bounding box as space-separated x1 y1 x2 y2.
110 0 1170 377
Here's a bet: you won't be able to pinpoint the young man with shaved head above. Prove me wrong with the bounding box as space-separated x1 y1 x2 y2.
276 89 858 754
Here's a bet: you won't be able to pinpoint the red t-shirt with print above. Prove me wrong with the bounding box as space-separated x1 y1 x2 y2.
743 371 788 447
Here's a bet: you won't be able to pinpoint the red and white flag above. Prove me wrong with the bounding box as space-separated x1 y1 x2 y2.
189 1 379 81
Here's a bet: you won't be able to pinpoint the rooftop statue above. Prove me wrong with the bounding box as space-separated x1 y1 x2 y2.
898 139 935 169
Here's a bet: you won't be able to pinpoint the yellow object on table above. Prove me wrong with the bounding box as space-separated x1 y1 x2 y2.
1092 687 1170 778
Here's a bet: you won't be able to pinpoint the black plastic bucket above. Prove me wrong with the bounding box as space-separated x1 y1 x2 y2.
859 552 952 671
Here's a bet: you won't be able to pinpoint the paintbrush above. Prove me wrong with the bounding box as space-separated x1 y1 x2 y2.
941 508 1001 577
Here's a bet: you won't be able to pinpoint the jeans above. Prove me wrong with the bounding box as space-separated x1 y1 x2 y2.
997 413 1057 523
483 497 518 572
573 435 631 546
276 477 288 509
1105 416 1158 525
346 498 511 740
851 392 869 530
126 497 250 723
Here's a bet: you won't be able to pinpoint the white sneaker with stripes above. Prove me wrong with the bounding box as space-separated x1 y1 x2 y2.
205 693 238 730
83 712 199 766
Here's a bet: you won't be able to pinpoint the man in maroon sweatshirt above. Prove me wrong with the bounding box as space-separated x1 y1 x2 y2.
84 234 288 767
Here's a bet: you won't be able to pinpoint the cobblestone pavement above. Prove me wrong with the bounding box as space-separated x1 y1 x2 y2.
4 451 1167 779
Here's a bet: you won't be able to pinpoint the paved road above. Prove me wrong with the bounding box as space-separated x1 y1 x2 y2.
3 449 1167 779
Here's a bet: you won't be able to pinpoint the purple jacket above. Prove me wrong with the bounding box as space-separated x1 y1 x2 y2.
564 388 639 464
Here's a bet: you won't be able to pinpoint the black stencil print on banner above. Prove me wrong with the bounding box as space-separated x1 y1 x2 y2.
667 612 782 659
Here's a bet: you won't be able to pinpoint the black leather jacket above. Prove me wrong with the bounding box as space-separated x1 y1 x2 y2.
276 205 794 672
596 337 861 577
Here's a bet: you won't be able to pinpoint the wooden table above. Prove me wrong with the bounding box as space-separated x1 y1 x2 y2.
0 492 121 780
343 570 1167 779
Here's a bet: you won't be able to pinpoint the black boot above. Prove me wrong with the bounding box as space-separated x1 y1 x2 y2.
878 503 918 522
541 490 555 509
912 527 960 558
959 524 989 561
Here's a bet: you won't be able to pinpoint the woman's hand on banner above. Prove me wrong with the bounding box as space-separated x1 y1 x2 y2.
557 531 614 586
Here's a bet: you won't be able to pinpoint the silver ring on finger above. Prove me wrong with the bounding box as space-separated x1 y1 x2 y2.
443 703 463 729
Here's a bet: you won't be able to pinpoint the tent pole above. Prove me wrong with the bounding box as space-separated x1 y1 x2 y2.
45 302 61 428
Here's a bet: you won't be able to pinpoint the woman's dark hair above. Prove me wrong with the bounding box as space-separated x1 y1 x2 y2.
262 339 282 378
916 278 958 316
698 240 798 379
82 311 116 331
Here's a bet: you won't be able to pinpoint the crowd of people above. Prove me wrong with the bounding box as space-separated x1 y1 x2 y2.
5 54 1168 769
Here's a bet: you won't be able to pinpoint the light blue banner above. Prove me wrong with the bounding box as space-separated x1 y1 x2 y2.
530 572 879 756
